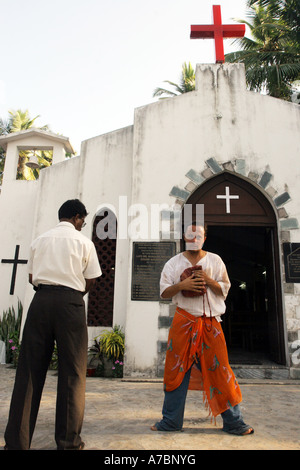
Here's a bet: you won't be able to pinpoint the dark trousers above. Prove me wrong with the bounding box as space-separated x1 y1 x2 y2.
4 287 88 450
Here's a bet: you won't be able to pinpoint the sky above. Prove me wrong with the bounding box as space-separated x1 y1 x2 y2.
0 0 250 154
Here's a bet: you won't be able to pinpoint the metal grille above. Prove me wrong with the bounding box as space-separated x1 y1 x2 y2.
87 210 117 327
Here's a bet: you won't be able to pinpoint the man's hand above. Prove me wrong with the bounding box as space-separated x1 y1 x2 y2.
180 273 206 293
161 273 205 299
83 278 97 296
161 270 223 299
197 270 223 296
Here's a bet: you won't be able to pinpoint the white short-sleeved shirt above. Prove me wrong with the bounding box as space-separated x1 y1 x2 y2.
28 222 102 292
160 251 231 320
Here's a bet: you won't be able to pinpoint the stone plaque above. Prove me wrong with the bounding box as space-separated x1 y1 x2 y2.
131 242 176 301
283 243 300 283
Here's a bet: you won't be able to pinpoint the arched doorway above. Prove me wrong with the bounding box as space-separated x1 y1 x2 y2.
87 209 117 327
183 171 286 365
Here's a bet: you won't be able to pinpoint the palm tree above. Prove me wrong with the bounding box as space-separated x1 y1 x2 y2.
0 117 12 136
8 109 48 133
282 0 300 48
248 0 300 53
225 1 300 100
153 62 195 99
16 149 53 181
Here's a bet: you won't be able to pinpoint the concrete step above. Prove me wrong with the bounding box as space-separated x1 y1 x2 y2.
231 364 290 380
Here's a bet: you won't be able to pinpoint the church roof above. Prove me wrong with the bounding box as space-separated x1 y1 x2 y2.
0 128 75 153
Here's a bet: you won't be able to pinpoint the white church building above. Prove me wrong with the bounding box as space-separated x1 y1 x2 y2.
0 63 300 379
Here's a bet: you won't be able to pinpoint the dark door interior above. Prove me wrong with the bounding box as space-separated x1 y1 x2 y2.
204 225 285 365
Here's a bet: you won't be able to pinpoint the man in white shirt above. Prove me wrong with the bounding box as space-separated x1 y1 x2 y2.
4 199 102 450
151 223 253 436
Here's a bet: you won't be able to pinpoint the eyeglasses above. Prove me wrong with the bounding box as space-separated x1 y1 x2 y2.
79 217 86 228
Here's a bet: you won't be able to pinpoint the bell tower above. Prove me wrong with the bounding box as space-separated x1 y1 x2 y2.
0 129 74 310
0 128 74 185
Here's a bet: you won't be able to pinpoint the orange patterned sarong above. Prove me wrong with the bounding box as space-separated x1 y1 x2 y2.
164 307 242 417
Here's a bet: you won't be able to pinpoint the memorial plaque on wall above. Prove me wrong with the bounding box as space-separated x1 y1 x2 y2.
131 242 176 301
283 243 300 283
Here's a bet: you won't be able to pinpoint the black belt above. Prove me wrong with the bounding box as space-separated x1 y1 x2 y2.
35 284 82 294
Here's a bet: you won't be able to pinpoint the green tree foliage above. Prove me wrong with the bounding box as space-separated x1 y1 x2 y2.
225 0 300 101
153 62 195 99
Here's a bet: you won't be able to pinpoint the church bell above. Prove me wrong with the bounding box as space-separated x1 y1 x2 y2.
26 150 40 169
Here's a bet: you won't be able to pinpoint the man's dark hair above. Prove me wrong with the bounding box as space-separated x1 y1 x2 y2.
184 221 208 236
58 199 88 220
191 221 208 235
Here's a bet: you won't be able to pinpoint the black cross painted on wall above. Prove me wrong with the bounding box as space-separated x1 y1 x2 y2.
1 245 28 295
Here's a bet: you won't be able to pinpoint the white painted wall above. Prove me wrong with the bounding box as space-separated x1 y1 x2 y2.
1 64 300 376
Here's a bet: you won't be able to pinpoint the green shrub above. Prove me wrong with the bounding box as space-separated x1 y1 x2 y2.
0 301 22 364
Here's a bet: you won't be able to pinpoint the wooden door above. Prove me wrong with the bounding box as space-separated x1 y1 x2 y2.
88 210 117 327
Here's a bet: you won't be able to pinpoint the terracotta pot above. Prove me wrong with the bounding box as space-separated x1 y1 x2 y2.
86 367 96 377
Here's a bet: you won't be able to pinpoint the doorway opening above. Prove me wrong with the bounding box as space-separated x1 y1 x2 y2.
87 209 117 327
182 171 287 366
204 225 282 365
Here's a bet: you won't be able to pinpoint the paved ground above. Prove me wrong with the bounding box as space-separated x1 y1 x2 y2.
0 365 300 451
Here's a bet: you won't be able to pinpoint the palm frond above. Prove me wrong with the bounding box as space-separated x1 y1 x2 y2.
152 86 178 98
152 62 195 99
163 80 185 94
225 1 300 100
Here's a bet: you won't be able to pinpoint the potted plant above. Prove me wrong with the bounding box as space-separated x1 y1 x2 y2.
87 338 104 377
111 359 124 378
0 301 22 364
8 335 20 368
91 325 125 377
97 325 124 359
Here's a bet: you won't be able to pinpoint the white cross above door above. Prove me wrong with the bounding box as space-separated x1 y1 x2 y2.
216 186 239 213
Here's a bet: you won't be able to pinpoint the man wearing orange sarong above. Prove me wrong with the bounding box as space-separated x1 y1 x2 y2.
151 224 254 435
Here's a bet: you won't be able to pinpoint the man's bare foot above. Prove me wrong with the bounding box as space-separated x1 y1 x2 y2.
242 427 254 435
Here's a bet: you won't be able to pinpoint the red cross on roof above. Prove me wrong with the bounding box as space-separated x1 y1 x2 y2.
190 5 246 63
